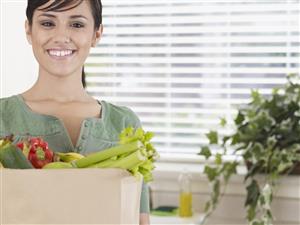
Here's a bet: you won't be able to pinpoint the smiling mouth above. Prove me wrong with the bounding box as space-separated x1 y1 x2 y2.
47 49 76 58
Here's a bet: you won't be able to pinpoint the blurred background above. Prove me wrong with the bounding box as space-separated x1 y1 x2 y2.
1 0 299 224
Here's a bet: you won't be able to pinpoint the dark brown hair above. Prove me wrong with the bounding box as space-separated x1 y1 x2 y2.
26 0 102 88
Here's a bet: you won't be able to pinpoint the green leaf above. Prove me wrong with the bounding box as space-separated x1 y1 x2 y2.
245 162 264 181
243 149 252 161
231 133 240 145
266 209 273 221
261 184 272 210
204 166 218 182
247 205 256 222
266 136 277 149
272 87 280 95
222 135 231 144
215 153 222 165
144 131 154 142
206 131 218 144
119 126 135 144
252 143 264 161
220 117 227 127
251 89 262 105
212 180 220 205
134 128 145 140
278 162 293 173
223 161 238 182
245 180 260 207
204 201 211 213
199 146 212 159
252 221 264 225
121 126 134 137
234 111 245 125
253 111 275 131
287 73 298 82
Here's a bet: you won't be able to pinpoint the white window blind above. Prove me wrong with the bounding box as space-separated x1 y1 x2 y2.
85 0 300 155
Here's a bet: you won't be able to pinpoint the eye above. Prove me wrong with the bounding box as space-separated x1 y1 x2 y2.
41 21 55 27
71 22 84 28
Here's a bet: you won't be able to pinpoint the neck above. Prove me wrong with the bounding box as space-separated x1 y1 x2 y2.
22 67 92 103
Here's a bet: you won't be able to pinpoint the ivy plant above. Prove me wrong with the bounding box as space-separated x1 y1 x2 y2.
199 74 300 225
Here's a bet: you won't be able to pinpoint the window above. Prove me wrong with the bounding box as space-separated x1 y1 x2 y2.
85 0 300 157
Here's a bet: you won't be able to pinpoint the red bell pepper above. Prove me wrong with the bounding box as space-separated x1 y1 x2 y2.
17 137 54 169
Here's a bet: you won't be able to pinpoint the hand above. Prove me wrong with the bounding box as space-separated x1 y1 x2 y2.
140 213 150 225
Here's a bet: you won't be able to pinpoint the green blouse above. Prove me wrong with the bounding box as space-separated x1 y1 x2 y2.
0 94 150 213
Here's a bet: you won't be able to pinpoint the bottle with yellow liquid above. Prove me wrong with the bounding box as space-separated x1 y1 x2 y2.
178 169 193 217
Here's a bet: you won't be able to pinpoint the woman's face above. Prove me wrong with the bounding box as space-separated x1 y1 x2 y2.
25 0 102 78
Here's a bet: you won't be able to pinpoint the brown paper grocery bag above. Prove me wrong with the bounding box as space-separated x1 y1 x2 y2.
0 168 142 225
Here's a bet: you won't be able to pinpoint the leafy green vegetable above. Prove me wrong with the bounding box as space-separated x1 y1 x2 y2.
76 127 159 183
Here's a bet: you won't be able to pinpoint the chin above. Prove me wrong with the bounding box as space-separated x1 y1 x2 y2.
45 68 77 78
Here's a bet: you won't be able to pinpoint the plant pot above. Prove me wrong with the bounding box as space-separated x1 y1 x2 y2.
289 162 300 175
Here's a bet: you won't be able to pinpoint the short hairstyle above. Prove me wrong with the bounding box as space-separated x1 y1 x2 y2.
26 0 102 30
25 0 102 88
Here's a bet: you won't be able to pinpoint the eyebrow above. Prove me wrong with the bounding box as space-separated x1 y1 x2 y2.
38 13 88 20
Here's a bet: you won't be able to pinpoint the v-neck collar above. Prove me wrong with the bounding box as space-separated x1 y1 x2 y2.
15 94 105 150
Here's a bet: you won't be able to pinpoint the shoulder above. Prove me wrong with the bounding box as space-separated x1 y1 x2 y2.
91 100 141 142
102 101 141 128
0 95 20 116
0 95 24 136
0 95 15 104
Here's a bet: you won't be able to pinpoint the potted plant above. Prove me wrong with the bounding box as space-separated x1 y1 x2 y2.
199 74 300 225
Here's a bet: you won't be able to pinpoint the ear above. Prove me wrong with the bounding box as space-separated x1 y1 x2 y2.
25 20 32 45
92 24 103 47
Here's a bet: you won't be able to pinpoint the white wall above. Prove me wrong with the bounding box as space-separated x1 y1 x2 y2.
0 1 38 98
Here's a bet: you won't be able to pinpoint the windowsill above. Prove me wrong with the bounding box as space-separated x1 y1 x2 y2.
150 156 300 224
151 158 300 199
150 213 204 225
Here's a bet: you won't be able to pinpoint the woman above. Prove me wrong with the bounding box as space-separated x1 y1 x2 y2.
0 0 150 224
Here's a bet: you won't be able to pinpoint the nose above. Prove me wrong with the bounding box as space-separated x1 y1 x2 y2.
53 25 71 44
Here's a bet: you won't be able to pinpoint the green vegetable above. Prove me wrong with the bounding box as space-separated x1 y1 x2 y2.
74 140 142 168
75 127 159 183
0 144 33 169
42 162 74 169
51 127 159 183
89 149 147 169
115 127 159 182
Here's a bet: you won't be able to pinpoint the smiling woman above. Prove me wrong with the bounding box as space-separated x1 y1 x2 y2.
25 0 102 87
0 0 150 224
26 0 102 88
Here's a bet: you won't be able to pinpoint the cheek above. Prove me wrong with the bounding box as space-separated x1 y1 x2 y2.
75 33 94 54
77 32 94 47
31 31 48 51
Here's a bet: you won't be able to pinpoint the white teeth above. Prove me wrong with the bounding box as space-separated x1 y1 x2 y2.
48 50 73 57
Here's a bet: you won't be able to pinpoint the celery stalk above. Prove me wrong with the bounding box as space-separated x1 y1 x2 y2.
74 141 142 168
130 166 143 180
87 159 115 168
91 150 146 169
139 160 155 171
143 173 153 182
109 150 146 169
116 151 132 160
138 167 153 182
